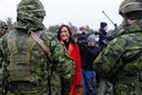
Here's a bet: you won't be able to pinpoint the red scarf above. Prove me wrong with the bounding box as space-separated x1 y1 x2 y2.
68 43 83 95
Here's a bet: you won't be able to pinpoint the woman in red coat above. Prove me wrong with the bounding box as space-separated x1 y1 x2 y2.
57 25 83 95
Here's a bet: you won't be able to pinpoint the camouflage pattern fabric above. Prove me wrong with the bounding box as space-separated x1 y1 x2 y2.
0 69 2 94
16 0 46 33
0 0 74 95
93 22 142 95
94 1 142 95
0 27 73 95
119 0 142 16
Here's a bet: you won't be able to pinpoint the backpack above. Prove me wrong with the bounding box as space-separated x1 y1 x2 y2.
7 32 35 81
6 31 52 82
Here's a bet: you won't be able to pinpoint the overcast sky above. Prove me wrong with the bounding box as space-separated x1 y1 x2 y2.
0 0 123 30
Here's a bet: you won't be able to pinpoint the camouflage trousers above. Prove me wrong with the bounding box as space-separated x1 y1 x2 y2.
0 87 2 95
96 79 114 95
114 75 142 95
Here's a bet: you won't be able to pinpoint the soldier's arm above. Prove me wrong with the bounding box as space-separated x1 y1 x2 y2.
44 32 74 79
51 42 74 80
93 37 126 79
45 33 73 79
0 39 2 93
44 32 74 94
0 38 5 92
0 38 5 75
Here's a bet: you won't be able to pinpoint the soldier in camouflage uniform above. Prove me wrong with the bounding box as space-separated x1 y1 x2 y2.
107 0 142 41
94 0 142 95
0 0 73 95
0 21 8 94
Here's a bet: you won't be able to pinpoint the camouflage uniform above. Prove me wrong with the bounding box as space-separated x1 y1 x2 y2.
0 21 7 95
0 57 2 94
107 0 142 41
0 0 73 95
94 1 142 95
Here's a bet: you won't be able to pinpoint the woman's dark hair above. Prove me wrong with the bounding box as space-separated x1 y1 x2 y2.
57 24 72 41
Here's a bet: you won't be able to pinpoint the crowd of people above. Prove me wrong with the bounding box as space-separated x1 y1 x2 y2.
0 0 142 95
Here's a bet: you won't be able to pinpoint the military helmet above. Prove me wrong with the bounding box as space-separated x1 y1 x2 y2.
119 1 142 16
16 0 46 32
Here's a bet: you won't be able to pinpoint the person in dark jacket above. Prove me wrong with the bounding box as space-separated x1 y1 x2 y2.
83 34 101 95
98 22 108 49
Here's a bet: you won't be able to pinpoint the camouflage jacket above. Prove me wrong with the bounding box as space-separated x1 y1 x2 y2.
94 26 142 95
0 29 74 95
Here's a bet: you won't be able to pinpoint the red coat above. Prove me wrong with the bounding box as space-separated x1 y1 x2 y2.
68 43 83 95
